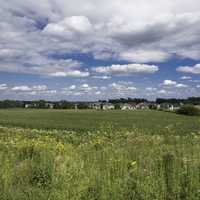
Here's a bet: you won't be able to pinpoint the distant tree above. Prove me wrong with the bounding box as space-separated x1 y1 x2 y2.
176 105 200 116
114 104 121 110
149 104 157 110
54 101 74 109
37 100 46 108
77 103 90 109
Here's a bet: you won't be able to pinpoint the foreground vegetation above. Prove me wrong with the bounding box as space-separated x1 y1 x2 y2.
0 109 200 134
0 125 200 200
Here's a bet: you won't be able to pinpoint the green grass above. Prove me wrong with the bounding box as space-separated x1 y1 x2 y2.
0 109 200 199
0 126 200 200
0 109 199 134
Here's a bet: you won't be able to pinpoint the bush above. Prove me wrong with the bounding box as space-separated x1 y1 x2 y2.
176 105 200 116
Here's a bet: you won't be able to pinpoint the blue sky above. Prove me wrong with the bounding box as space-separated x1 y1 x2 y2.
0 0 200 101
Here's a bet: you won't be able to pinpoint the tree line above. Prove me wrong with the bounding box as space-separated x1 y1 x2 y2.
0 97 200 109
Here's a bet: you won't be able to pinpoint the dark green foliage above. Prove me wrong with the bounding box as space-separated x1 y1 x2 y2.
176 105 200 116
77 103 90 109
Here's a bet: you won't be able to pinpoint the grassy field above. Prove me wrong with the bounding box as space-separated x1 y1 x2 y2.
0 126 200 199
0 109 199 134
0 109 200 199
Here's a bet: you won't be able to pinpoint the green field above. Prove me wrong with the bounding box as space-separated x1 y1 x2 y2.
0 109 199 134
1 109 200 199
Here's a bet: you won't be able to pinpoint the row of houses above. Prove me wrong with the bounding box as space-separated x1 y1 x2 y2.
24 101 182 111
89 102 182 111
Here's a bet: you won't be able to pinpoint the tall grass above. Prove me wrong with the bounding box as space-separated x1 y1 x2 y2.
0 126 200 199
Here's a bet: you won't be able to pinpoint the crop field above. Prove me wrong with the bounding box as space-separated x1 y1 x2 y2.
0 109 200 199
0 109 199 134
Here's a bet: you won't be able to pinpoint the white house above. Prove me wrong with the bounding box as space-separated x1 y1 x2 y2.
120 103 136 110
102 103 115 110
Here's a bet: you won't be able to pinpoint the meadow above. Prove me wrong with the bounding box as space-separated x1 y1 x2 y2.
0 109 200 199
0 109 199 134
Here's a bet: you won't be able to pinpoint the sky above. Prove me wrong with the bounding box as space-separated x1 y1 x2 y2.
0 0 200 101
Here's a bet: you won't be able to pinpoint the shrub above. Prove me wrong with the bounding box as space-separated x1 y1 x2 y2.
176 105 200 116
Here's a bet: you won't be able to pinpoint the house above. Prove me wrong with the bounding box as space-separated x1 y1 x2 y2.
45 103 54 109
90 102 102 110
24 103 37 108
120 103 136 110
148 103 160 110
136 102 149 110
160 103 174 110
102 103 115 110
25 104 31 108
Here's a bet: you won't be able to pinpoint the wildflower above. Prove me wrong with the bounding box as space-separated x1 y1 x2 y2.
131 161 137 167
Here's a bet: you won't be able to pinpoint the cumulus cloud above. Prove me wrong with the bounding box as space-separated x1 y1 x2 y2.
176 83 188 88
50 70 90 77
162 80 188 88
12 86 32 92
93 64 159 75
177 64 200 74
92 75 111 80
43 16 92 37
111 82 137 91
0 84 8 90
180 76 191 80
163 80 177 86
1 0 200 100
0 0 200 80
11 85 48 92
146 87 157 91
119 50 170 63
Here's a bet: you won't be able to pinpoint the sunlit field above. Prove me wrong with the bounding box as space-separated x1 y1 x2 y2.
0 109 200 199
0 109 199 134
0 126 200 199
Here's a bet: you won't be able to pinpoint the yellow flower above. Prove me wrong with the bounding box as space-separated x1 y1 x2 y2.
131 161 137 167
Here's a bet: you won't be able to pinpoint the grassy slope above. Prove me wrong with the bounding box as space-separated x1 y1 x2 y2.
1 126 200 199
0 109 199 134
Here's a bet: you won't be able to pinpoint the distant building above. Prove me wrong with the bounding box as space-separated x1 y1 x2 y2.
120 103 136 110
160 103 175 110
136 102 149 110
90 102 102 110
25 104 31 108
45 103 54 109
102 103 115 110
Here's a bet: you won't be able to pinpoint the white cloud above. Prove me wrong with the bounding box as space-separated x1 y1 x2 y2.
50 70 90 77
43 16 92 37
175 83 188 88
1 0 200 100
12 85 32 92
95 91 101 95
110 82 137 91
119 50 169 63
11 85 48 92
93 64 159 75
146 87 157 91
180 76 191 80
177 64 200 74
92 75 111 80
162 80 188 89
32 85 48 91
1 0 200 80
163 80 177 86
69 85 76 90
0 84 8 90
158 89 167 94
82 84 89 88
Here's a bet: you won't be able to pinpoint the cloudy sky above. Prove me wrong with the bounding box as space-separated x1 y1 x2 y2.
1 0 200 101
